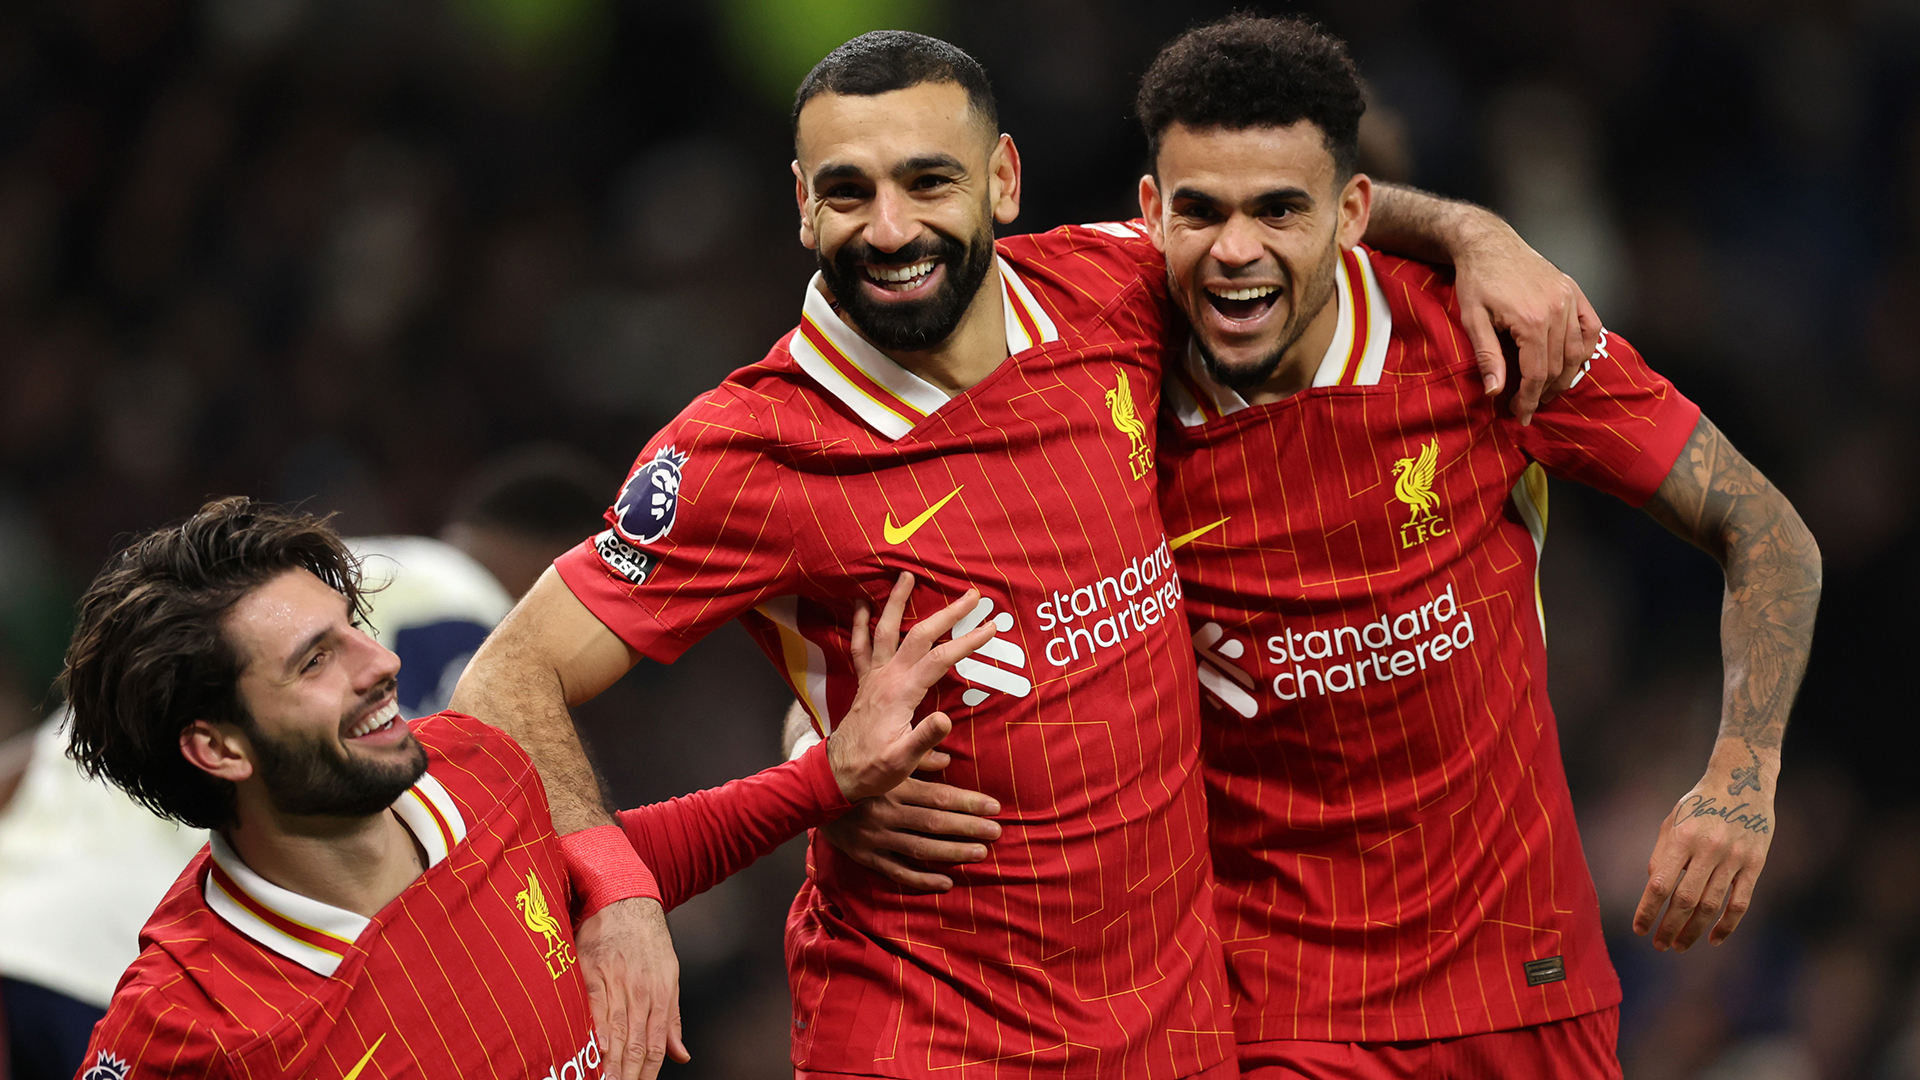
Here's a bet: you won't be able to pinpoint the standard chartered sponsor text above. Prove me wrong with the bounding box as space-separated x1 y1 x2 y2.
541 1031 602 1080
1266 583 1475 700
1037 539 1183 667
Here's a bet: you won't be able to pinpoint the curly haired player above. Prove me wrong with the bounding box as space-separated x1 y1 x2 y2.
1139 17 1820 1077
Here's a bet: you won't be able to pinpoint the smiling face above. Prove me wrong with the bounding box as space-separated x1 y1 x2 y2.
794 80 1019 353
218 568 424 818
1141 120 1371 399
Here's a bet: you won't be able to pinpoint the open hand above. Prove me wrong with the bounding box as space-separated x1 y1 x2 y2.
826 572 998 802
577 897 690 1079
1633 774 1774 952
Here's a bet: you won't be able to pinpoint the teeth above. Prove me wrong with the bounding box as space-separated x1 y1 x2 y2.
867 260 935 284
1209 285 1278 302
348 701 400 739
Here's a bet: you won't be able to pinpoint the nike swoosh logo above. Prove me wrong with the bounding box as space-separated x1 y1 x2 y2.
1168 517 1230 550
342 1034 387 1080
883 485 964 545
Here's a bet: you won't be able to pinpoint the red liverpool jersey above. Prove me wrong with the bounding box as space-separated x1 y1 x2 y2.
555 224 1235 1079
77 713 603 1080
1158 246 1699 1047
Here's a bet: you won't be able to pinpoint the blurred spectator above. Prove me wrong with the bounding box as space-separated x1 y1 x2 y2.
357 443 612 717
0 709 208 1080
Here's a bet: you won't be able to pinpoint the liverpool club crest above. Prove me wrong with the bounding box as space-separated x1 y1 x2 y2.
1391 439 1449 548
1106 373 1154 480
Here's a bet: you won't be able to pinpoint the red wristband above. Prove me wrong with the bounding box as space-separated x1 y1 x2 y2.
557 824 661 922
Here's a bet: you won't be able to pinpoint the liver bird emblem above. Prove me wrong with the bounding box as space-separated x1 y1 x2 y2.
1392 439 1442 524
1106 372 1154 479
517 870 575 977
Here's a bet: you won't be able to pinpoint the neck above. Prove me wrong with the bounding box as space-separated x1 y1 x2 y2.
1242 284 1343 407
224 794 425 918
829 263 1010 395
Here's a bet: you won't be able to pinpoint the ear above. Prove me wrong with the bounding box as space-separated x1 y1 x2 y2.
181 720 255 784
1337 172 1373 251
792 160 817 250
989 134 1022 225
1138 174 1167 251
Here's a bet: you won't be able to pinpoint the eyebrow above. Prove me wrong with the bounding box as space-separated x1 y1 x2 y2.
1169 184 1314 208
812 153 969 190
282 627 331 678
892 153 966 178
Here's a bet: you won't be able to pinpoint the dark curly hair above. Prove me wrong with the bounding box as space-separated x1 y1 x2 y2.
793 30 998 141
1135 14 1365 179
62 497 366 829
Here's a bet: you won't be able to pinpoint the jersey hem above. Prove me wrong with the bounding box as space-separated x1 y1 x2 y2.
1232 982 1624 1046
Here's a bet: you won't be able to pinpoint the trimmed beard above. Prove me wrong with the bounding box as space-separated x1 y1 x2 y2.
1191 231 1343 394
247 684 427 818
819 220 997 353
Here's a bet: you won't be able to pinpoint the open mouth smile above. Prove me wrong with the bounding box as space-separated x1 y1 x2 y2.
345 699 401 740
863 259 942 297
1205 283 1281 323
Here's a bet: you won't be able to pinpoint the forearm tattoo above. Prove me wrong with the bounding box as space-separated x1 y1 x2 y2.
1642 417 1822 769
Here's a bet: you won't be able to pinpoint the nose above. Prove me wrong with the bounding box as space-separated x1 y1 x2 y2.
865 184 917 254
350 624 402 694
1210 212 1265 271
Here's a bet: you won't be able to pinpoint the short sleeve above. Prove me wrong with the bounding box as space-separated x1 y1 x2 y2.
553 387 800 663
1518 328 1701 507
82 975 232 1079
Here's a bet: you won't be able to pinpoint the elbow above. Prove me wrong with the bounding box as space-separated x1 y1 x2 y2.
1799 517 1823 597
1776 491 1822 593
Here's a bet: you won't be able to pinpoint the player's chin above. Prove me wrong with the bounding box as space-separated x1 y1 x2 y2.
1195 332 1282 381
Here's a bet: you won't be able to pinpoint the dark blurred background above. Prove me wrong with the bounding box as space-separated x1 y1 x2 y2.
0 0 1913 1076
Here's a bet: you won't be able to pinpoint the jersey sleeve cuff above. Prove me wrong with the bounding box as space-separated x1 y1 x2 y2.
552 541 697 664
796 739 855 816
1621 394 1703 507
558 824 662 922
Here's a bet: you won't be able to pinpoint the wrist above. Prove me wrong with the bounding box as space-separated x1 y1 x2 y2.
800 739 857 813
1703 738 1781 796
1449 208 1515 262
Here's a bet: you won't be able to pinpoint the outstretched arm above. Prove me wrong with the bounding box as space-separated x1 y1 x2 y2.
1365 182 1599 424
624 574 995 907
1631 415 1822 951
451 567 686 1080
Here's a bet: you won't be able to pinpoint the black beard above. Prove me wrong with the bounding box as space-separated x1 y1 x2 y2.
1188 233 1342 394
819 225 996 353
248 683 427 818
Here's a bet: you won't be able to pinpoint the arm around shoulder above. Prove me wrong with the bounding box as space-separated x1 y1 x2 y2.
450 565 637 837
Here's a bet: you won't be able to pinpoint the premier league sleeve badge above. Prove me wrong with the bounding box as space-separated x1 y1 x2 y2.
614 446 690 546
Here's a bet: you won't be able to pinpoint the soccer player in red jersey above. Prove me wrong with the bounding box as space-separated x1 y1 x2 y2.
59 498 988 1080
453 31 1603 1080
1132 17 1821 1077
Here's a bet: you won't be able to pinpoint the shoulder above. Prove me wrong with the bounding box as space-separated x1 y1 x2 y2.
89 966 238 1078
93 908 259 1075
646 332 867 455
1362 247 1479 381
1366 248 1459 307
409 712 541 814
997 221 1168 321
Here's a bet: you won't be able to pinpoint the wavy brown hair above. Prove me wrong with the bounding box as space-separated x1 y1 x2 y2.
61 497 366 829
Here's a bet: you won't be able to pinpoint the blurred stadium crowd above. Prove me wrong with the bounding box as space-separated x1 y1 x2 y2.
0 1 1914 1077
